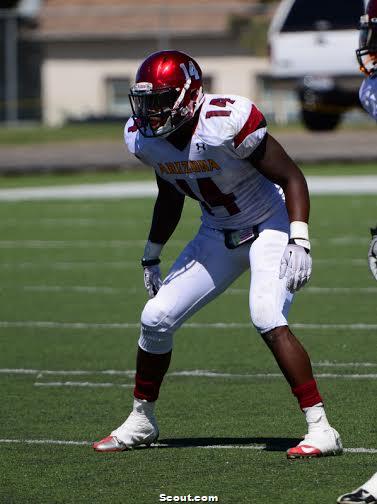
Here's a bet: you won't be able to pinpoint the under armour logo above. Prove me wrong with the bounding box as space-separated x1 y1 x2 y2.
196 142 206 152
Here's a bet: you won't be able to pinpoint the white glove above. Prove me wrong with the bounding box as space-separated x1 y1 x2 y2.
368 228 377 281
141 240 164 298
279 241 312 293
142 262 163 298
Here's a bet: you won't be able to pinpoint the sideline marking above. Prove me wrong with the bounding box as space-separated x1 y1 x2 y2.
0 176 377 201
0 181 158 201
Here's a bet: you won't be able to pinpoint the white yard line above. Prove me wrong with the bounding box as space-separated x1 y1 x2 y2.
0 439 92 446
1 364 376 377
315 259 365 265
1 177 377 201
34 381 134 388
0 181 158 201
3 366 377 390
0 217 198 227
0 240 145 248
0 237 368 249
0 320 140 329
303 287 377 293
2 367 377 383
0 285 374 295
227 287 377 294
0 368 135 376
344 448 377 454
0 259 367 271
21 285 141 294
0 320 376 330
0 261 139 270
0 218 151 226
0 437 375 453
0 239 185 248
31 374 377 386
314 361 377 367
307 176 377 194
291 323 377 330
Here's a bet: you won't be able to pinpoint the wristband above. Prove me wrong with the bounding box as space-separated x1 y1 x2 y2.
289 221 310 252
143 240 164 260
290 221 309 240
141 257 161 267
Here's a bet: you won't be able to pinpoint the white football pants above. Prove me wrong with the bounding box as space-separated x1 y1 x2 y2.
139 205 294 354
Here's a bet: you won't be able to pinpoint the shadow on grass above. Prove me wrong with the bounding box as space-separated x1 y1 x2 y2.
154 437 303 452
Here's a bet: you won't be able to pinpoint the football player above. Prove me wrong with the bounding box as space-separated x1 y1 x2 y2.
93 50 342 459
357 0 377 282
337 1 377 503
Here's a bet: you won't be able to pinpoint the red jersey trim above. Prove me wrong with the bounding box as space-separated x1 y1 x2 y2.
233 105 266 149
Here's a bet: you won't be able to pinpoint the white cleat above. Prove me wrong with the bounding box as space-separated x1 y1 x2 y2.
337 488 377 504
93 398 159 453
287 427 343 459
92 435 128 452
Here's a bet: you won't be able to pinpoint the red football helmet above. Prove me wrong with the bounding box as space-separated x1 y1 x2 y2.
129 50 204 137
357 0 377 75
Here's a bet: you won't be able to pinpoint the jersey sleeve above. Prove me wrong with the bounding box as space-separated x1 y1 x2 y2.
124 117 138 155
123 118 150 166
224 98 267 159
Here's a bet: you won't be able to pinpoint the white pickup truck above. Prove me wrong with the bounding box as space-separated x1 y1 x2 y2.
268 0 367 130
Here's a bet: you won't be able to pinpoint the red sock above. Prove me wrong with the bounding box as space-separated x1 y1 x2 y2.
134 346 172 402
291 379 323 409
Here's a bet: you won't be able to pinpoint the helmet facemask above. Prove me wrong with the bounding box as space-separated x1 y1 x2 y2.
357 14 377 75
129 80 203 138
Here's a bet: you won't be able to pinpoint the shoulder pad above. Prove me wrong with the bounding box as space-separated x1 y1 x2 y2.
198 95 266 149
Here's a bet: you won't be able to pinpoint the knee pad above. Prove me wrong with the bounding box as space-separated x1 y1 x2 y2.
250 294 288 334
138 298 174 354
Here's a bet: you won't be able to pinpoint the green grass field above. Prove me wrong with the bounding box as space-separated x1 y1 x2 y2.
0 123 124 146
0 169 376 504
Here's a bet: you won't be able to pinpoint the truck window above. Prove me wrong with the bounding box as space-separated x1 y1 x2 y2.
281 0 364 32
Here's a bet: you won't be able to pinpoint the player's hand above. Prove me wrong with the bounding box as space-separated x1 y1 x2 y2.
368 228 377 281
279 241 312 293
142 259 163 298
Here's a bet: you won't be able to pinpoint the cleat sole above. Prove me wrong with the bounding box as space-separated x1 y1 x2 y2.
93 434 159 453
287 449 343 460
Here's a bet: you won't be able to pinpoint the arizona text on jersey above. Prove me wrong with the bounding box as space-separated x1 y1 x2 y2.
125 94 284 231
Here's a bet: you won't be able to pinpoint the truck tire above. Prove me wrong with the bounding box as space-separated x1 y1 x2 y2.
301 110 341 131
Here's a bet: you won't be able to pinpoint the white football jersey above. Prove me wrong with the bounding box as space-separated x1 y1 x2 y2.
359 75 377 120
124 94 284 230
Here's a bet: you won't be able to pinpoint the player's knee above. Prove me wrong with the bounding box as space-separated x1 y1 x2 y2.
140 298 168 328
139 298 174 354
250 298 279 334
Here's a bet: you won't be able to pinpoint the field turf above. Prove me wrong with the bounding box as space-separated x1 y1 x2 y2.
0 169 376 504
